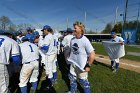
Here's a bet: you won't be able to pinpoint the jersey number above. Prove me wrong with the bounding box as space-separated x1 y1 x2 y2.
29 45 34 52
0 38 5 47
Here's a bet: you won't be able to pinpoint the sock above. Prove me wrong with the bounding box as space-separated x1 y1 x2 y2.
20 86 27 93
116 63 119 71
32 81 38 91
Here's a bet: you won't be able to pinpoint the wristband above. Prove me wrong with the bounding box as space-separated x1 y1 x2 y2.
84 63 91 69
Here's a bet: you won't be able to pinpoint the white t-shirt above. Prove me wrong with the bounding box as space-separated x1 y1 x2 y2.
0 35 20 64
110 36 124 42
19 41 39 64
68 35 94 71
41 33 56 55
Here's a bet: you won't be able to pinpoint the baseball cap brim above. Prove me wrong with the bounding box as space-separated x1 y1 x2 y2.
41 29 44 31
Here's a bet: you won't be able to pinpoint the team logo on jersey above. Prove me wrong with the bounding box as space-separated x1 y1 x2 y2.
112 39 116 42
72 43 79 55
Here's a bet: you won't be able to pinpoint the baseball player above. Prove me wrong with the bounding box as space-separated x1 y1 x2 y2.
19 36 39 93
40 25 57 89
16 30 24 44
67 21 95 93
110 31 124 72
25 27 34 41
62 28 74 68
0 30 21 93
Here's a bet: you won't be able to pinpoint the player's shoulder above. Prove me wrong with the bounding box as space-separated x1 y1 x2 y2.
117 36 124 40
82 35 90 41
44 34 52 39
0 35 12 44
71 36 76 40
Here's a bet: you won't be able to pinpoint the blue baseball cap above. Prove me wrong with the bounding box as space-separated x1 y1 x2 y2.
66 28 73 33
26 27 32 31
22 36 29 41
32 31 39 37
41 25 51 31
111 32 116 36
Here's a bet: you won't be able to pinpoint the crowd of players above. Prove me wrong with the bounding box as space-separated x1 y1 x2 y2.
0 21 95 93
0 20 124 93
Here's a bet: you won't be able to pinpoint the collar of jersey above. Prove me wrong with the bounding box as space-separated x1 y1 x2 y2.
76 35 83 39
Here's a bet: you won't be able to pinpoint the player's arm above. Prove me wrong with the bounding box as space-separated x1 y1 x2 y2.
40 36 50 52
84 51 95 72
40 44 49 51
119 37 124 45
120 41 124 45
84 38 95 72
87 51 95 65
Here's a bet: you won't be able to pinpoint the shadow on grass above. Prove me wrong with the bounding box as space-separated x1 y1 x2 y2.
57 52 70 91
93 60 111 69
37 79 57 93
8 56 112 93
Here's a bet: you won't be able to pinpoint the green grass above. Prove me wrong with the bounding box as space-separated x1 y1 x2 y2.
11 53 140 93
92 42 140 62
36 62 140 93
11 44 140 93
90 63 140 93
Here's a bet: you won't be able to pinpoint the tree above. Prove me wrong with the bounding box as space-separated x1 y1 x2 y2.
0 16 11 30
112 22 122 33
101 23 113 33
9 23 17 31
16 23 32 34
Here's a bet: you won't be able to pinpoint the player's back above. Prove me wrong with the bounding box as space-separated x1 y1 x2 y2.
0 35 14 64
19 41 39 64
62 34 74 47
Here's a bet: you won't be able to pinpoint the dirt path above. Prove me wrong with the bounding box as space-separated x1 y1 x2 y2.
95 54 140 73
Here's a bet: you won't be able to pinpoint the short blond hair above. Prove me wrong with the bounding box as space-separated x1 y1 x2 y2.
73 21 85 34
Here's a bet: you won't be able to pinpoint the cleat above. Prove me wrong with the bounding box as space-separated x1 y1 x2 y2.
30 89 36 93
112 69 116 73
66 91 72 93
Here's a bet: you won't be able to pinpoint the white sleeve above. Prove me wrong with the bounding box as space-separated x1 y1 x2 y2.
119 37 124 42
43 36 50 46
85 38 94 55
62 37 67 46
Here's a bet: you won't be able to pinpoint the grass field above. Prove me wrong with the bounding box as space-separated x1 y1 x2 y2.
92 42 140 62
34 61 140 93
34 52 140 93
11 43 140 93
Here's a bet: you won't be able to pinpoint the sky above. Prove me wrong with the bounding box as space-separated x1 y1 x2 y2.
0 0 139 32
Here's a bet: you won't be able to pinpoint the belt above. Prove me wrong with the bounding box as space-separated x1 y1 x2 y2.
24 59 38 64
25 62 30 64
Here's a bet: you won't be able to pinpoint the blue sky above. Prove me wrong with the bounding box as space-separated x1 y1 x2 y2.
0 0 139 32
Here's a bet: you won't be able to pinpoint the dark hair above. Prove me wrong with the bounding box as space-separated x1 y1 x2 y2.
47 28 53 33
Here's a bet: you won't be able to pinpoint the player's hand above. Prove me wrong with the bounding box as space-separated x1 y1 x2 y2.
120 42 124 45
84 67 90 72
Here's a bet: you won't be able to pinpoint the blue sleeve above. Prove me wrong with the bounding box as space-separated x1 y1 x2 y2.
41 45 49 51
11 55 21 64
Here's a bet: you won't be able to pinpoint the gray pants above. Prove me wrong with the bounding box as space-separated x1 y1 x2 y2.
0 64 9 93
